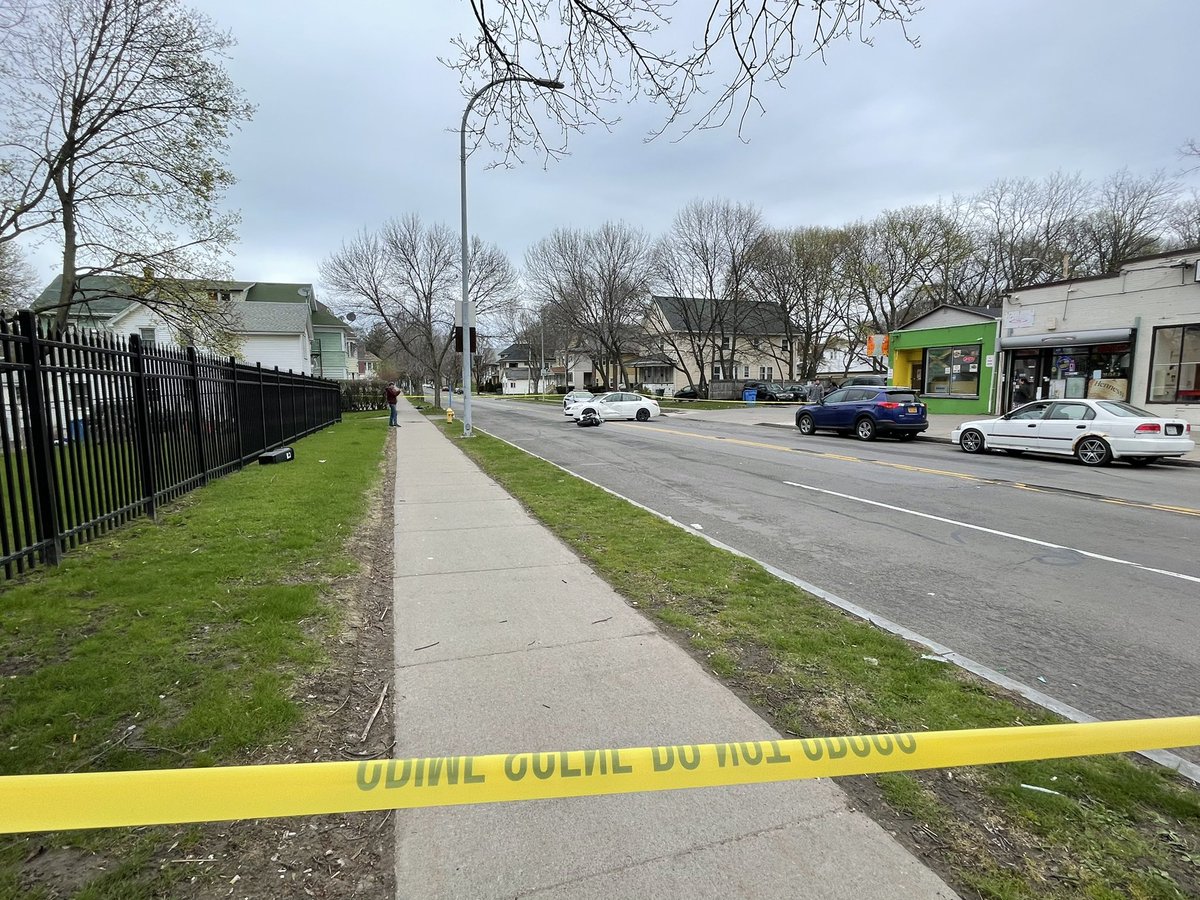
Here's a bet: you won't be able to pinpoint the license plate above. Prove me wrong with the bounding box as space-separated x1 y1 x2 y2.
1167 424 1182 436
907 406 917 413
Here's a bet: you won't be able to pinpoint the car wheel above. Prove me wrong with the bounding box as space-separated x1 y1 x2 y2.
959 429 986 454
1075 436 1112 467
854 417 877 441
1127 456 1153 467
635 408 650 422
797 414 816 436
1004 449 1025 456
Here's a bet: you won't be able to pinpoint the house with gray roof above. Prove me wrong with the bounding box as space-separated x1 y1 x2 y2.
645 296 796 393
31 276 354 378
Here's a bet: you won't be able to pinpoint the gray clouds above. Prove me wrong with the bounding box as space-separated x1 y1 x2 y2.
16 1 1200 296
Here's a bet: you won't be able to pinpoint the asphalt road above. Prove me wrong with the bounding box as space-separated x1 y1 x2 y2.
462 396 1200 761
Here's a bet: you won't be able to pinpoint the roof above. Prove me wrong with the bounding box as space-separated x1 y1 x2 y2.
498 343 533 361
653 296 788 335
311 301 349 329
31 276 136 317
244 282 314 304
897 304 1001 330
230 301 312 335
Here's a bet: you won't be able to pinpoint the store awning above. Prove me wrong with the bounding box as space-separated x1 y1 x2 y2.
999 327 1133 349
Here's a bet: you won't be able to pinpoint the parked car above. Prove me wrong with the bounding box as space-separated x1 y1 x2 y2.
672 384 705 401
741 381 799 402
795 387 928 441
951 399 1195 467
572 391 661 422
562 390 595 416
838 374 887 389
784 382 822 403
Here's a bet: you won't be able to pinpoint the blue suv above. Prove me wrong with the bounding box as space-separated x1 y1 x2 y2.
795 387 928 442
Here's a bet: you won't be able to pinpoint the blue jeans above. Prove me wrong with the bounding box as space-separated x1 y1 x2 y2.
388 404 398 426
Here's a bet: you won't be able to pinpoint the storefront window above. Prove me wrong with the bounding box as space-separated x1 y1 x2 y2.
923 344 981 396
1149 324 1200 403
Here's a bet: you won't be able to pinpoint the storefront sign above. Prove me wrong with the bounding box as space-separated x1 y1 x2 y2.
1087 378 1128 401
1004 309 1035 328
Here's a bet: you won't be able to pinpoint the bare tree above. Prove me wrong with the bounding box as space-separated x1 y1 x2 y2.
745 226 851 381
1168 189 1200 248
970 172 1093 293
445 1 921 162
839 207 951 369
0 0 253 339
525 221 653 390
650 198 765 388
1079 168 1180 274
321 214 519 409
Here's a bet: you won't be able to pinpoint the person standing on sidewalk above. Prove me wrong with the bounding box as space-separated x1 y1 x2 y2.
385 381 401 427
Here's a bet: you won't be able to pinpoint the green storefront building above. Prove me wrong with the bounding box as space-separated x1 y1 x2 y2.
888 305 1000 415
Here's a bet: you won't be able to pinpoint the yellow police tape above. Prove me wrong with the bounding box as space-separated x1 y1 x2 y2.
2 716 1198 833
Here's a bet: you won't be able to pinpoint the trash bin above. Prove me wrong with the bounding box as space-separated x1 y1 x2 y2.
742 388 757 405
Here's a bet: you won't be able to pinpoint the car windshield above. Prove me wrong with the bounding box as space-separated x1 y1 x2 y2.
766 383 784 391
884 391 918 403
1097 400 1154 417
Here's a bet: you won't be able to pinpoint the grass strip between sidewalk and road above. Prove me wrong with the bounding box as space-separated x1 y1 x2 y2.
430 411 1200 900
0 411 389 899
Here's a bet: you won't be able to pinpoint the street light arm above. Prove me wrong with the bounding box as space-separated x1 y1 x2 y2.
460 76 566 162
459 74 565 437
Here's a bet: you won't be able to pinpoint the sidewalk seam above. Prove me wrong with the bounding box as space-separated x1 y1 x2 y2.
395 629 660 670
512 806 846 898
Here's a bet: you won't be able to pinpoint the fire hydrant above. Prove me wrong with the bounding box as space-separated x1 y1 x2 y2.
446 407 455 424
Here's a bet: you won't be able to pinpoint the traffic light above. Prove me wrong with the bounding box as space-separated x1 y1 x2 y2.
454 326 477 353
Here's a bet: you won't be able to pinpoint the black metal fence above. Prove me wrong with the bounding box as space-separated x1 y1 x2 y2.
0 310 341 579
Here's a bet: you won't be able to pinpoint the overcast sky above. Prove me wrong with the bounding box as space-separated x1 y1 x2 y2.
19 1 1200 301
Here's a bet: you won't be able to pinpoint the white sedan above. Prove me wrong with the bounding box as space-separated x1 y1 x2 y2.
562 391 595 416
951 399 1194 467
571 391 661 423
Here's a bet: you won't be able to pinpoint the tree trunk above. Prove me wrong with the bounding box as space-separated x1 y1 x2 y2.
53 175 77 332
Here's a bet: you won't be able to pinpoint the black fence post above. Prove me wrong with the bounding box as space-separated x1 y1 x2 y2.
302 377 309 435
257 363 265 453
129 334 158 519
287 369 296 440
275 366 283 447
185 346 208 485
230 356 243 468
19 311 63 565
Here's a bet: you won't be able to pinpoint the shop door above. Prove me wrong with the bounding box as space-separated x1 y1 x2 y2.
1008 353 1041 410
911 363 925 394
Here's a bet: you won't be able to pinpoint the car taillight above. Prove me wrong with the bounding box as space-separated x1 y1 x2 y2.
878 401 901 409
1134 423 1161 434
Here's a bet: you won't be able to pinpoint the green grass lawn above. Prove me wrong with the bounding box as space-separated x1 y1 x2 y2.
436 416 1200 900
0 411 388 898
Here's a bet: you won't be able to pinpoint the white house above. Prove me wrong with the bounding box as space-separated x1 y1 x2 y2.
32 277 354 378
999 247 1200 423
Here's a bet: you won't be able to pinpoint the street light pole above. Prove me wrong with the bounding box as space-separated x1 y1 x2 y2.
459 74 564 436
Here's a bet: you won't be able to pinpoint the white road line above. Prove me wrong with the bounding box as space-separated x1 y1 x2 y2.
782 480 1200 585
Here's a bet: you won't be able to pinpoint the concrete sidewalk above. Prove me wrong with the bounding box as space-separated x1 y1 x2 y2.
390 400 958 899
666 404 1200 465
